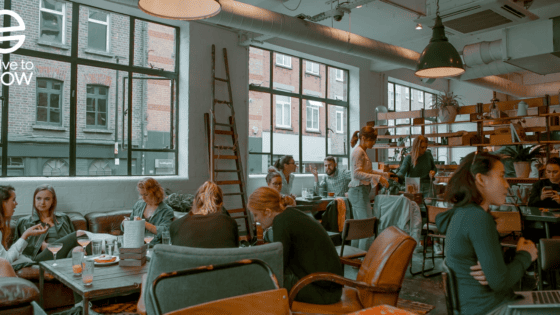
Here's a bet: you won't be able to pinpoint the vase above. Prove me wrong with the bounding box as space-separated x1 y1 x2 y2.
438 107 458 123
513 161 531 178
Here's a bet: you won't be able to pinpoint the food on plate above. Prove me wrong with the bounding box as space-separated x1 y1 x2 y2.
94 254 116 263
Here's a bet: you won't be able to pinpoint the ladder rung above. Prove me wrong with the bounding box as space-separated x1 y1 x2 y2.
215 123 234 127
214 155 238 160
228 208 246 214
216 180 242 185
223 192 244 196
215 77 228 82
214 146 235 150
215 169 241 173
232 215 249 219
215 130 234 135
215 100 231 105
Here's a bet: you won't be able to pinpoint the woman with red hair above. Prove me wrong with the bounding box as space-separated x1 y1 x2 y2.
123 178 174 244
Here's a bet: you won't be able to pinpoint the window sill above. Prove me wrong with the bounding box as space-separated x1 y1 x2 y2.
305 72 320 77
83 128 113 134
275 64 292 70
336 79 344 82
84 49 114 58
275 126 293 131
336 131 344 134
33 124 66 132
37 40 70 50
306 129 321 134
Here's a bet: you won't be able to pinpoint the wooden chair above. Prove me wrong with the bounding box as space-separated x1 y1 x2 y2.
335 217 377 261
150 259 283 315
441 259 461 315
410 205 449 277
289 226 417 314
491 211 523 248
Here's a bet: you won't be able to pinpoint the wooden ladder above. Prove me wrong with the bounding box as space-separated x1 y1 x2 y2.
204 45 254 241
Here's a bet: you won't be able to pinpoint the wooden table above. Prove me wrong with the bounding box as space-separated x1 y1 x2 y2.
346 304 416 314
295 197 335 212
39 258 148 315
518 206 560 239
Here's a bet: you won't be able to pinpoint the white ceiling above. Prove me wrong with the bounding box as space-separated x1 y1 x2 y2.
237 0 560 55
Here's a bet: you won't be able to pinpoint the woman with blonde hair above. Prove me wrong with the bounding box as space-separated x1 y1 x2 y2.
248 186 343 305
348 126 389 251
396 135 437 197
169 181 239 248
123 178 174 244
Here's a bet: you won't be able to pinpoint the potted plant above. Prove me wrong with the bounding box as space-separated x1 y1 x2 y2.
506 144 546 178
164 192 195 212
431 91 462 123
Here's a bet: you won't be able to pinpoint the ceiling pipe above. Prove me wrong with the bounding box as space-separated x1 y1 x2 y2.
459 60 523 81
204 0 538 98
463 40 503 67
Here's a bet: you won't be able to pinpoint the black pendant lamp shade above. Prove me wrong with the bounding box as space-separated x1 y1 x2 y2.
415 15 465 78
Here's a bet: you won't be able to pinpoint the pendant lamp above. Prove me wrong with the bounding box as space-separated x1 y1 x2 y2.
138 0 221 21
415 0 464 78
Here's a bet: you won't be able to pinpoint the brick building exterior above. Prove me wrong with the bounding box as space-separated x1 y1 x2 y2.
5 0 176 176
248 47 348 174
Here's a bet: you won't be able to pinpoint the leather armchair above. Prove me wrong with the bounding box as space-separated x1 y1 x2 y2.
289 226 417 314
0 277 39 315
85 209 132 234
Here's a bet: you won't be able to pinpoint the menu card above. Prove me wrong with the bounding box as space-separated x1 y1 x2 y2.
123 219 145 248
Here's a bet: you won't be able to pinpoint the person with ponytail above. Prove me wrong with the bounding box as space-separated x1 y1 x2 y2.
269 155 297 196
396 135 437 197
348 126 389 251
248 187 343 305
0 185 48 267
169 181 239 248
435 152 539 315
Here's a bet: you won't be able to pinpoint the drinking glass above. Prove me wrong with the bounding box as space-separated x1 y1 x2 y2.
82 259 94 286
105 242 114 257
144 232 155 256
92 240 102 256
77 235 90 257
47 243 63 267
161 227 171 245
72 251 84 276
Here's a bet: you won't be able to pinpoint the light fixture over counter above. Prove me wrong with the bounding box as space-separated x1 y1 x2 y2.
138 0 222 20
415 0 464 78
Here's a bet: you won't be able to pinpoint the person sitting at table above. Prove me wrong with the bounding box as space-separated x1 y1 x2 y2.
13 185 89 269
308 156 351 197
268 155 297 196
248 186 343 305
122 178 174 245
396 135 437 197
528 157 560 209
266 172 296 206
169 181 239 248
435 152 538 315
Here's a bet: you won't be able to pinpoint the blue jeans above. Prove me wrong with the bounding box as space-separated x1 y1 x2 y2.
348 185 373 251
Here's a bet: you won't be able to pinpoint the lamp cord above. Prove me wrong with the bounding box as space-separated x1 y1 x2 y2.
282 0 302 11
436 0 440 16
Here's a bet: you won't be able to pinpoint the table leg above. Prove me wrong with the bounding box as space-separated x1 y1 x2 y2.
83 296 89 315
545 222 551 239
39 265 44 308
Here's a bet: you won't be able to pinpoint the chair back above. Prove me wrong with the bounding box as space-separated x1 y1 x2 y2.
426 206 449 224
540 239 560 271
339 217 377 257
335 197 348 232
491 211 522 235
356 226 417 308
164 288 290 315
144 243 283 315
441 259 461 315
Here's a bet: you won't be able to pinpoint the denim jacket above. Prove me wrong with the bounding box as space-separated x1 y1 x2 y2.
121 200 174 244
14 211 76 260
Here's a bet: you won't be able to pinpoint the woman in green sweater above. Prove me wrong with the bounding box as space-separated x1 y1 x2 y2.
435 152 538 315
397 135 437 197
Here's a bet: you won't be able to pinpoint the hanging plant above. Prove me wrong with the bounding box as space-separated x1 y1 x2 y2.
431 91 462 123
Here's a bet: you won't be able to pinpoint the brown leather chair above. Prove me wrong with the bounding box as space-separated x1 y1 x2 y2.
85 209 132 234
0 277 40 315
288 226 417 314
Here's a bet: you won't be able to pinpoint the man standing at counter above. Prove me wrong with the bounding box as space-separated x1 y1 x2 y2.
309 156 352 197
528 157 560 208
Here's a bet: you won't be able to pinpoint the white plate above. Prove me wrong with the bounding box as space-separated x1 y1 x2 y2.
93 256 120 266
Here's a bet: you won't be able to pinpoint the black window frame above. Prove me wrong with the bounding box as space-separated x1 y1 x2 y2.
0 2 180 177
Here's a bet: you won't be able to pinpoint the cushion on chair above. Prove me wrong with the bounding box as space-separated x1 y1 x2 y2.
291 287 363 314
0 277 39 308
356 226 417 308
145 243 283 315
85 210 132 234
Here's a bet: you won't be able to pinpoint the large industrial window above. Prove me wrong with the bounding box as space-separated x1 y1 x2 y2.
1 2 179 177
248 47 350 175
